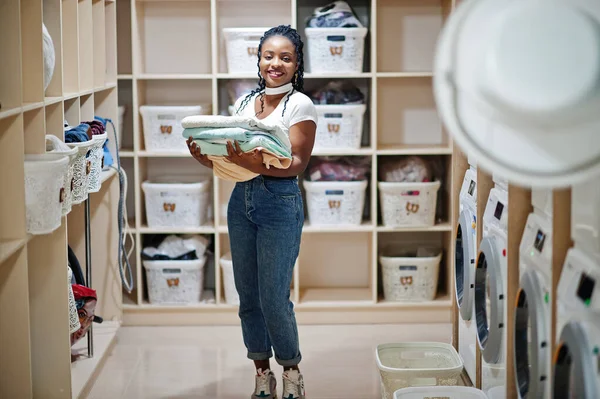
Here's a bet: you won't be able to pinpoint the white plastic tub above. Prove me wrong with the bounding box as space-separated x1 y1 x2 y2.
140 105 209 152
378 181 441 227
376 342 463 399
142 179 211 228
46 135 79 216
223 27 269 73
87 133 107 193
305 27 368 74
66 140 95 204
143 258 206 304
379 247 442 302
303 180 368 226
394 386 488 399
313 104 366 150
219 252 239 305
24 154 70 235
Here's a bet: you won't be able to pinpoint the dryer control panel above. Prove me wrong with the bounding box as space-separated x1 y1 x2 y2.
558 247 600 312
483 186 508 236
520 212 553 271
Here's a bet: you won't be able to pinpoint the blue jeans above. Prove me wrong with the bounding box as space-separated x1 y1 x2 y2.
227 175 304 367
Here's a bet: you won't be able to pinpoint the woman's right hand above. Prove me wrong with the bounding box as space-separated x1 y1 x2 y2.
186 137 213 169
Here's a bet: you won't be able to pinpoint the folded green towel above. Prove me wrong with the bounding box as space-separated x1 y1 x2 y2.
194 136 291 158
183 127 289 151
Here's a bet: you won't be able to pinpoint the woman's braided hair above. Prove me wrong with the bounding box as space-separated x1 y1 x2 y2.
235 25 305 118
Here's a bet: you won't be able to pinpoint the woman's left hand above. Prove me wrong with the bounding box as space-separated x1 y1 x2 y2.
225 140 263 173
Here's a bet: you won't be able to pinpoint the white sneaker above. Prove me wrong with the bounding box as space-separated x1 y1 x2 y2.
252 368 277 398
282 369 305 399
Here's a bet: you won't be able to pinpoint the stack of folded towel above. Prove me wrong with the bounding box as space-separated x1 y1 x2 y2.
181 115 293 182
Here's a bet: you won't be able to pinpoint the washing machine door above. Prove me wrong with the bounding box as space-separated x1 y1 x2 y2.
514 269 550 398
475 235 505 364
456 208 477 321
553 321 600 399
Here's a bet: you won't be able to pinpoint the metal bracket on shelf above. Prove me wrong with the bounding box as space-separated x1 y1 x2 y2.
85 196 94 358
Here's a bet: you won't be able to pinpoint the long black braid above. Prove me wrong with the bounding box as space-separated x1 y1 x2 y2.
235 25 305 118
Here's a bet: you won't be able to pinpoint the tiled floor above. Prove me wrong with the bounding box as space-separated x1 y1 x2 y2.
87 323 452 399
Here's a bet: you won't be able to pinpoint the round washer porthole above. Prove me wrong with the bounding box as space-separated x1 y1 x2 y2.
514 270 550 398
456 209 476 320
553 321 599 399
474 236 504 364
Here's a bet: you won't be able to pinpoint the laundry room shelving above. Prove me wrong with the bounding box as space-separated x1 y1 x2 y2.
0 0 123 397
116 0 458 326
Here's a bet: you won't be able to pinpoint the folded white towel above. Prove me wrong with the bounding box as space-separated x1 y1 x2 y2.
181 115 292 150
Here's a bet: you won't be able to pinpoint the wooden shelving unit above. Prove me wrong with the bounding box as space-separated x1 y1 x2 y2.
0 0 122 397
116 0 457 325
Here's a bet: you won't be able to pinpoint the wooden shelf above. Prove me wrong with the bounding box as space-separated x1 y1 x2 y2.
376 144 453 155
0 236 32 266
303 221 374 233
71 321 120 399
376 222 453 232
139 223 216 234
115 0 458 328
299 288 373 307
0 0 123 396
312 147 374 156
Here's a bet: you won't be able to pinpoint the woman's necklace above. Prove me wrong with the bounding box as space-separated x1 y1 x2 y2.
264 82 293 96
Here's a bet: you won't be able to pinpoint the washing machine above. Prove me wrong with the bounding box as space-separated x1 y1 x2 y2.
553 246 600 398
456 161 478 384
513 190 553 399
474 180 508 395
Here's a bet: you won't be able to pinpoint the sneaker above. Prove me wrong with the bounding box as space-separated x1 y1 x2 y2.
252 368 277 398
282 369 305 399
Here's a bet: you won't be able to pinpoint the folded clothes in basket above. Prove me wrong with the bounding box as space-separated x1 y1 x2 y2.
142 235 209 261
308 80 366 105
308 156 370 182
181 115 293 182
305 1 364 28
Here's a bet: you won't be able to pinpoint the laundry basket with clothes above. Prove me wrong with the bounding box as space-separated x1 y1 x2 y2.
304 1 369 73
308 80 367 150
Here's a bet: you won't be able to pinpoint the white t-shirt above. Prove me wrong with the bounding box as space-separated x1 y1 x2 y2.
232 90 318 136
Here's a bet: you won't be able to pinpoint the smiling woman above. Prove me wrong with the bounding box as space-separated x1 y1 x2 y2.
187 25 316 399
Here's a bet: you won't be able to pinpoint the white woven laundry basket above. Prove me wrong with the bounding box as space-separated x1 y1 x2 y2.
394 386 488 399
379 247 442 302
223 28 269 73
87 133 107 193
140 105 209 152
313 104 366 150
303 180 368 226
46 135 79 216
24 154 70 235
66 140 95 204
305 27 368 74
376 342 463 399
143 258 206 305
142 179 211 228
378 181 441 227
